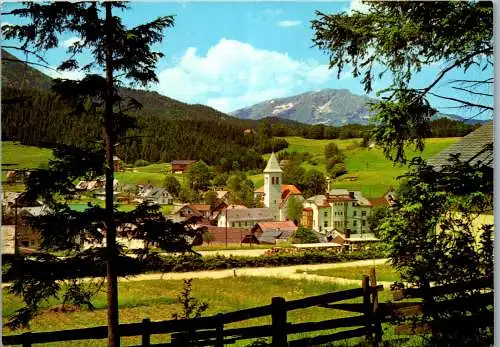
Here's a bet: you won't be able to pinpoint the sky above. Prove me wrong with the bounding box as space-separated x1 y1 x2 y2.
2 1 494 118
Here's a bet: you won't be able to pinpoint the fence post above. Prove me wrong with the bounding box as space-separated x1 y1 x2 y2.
370 268 382 344
272 297 287 347
215 313 224 347
22 332 32 347
362 275 373 342
142 318 151 346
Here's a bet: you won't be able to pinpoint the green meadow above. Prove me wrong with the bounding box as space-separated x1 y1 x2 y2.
2 137 459 198
2 276 422 346
254 136 459 198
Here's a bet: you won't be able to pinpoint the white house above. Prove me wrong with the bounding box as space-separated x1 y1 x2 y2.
217 208 274 229
302 189 374 238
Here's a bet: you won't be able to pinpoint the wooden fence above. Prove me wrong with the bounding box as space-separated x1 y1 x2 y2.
3 275 384 347
380 278 493 337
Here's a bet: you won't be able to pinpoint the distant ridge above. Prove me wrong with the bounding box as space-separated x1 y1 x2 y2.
231 88 480 126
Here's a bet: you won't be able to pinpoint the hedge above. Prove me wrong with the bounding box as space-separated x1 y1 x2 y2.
2 249 386 283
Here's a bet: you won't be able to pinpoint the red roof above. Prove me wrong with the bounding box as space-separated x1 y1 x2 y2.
202 226 248 244
254 184 302 198
369 197 390 207
255 221 297 232
303 207 313 212
189 204 211 212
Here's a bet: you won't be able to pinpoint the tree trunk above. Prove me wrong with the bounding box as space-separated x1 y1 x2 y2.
104 3 120 346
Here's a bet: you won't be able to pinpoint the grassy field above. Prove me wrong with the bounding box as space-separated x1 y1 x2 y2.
2 137 459 198
251 137 459 198
297 264 401 283
2 276 423 346
1 141 188 189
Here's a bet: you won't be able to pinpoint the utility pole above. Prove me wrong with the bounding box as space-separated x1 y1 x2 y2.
225 206 228 249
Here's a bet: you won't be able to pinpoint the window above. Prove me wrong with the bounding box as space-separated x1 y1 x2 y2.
274 200 277 204
239 222 242 227
353 211 357 217
232 222 236 227
324 221 328 227
362 220 366 226
319 226 322 231
276 177 279 184
272 177 275 184
362 211 367 217
353 220 357 227
352 202 356 207
324 211 327 217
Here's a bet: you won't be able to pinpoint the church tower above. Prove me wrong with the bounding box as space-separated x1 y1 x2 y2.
264 152 282 220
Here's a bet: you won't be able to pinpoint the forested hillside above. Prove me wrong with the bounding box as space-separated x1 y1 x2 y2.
2 49 479 171
1 50 284 170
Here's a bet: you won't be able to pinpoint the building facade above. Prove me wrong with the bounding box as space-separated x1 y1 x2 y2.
302 189 374 238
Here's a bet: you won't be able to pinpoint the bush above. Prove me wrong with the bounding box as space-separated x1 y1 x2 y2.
2 249 387 283
293 226 320 244
134 159 150 167
328 163 347 178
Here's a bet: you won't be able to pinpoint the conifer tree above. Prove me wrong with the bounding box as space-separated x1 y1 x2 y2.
2 3 187 345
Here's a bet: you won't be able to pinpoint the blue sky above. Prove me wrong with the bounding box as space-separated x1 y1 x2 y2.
2 1 493 118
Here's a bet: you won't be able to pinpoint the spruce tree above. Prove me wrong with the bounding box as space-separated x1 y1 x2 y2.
2 3 191 346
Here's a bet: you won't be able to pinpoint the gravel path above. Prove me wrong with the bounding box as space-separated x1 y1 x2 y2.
2 259 391 288
117 258 391 286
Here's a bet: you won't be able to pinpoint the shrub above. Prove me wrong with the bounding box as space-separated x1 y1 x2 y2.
134 159 150 167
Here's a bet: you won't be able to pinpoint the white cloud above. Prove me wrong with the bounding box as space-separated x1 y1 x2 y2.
40 66 85 81
63 36 82 48
349 0 371 14
155 39 335 112
277 20 301 28
263 9 283 17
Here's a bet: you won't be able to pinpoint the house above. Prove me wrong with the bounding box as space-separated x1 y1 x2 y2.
301 189 374 238
113 156 122 172
217 208 274 229
171 160 197 173
252 221 297 238
254 153 304 221
4 169 34 183
427 121 493 170
252 220 298 244
2 199 50 251
427 121 493 246
143 188 173 205
185 204 211 219
369 190 398 208
200 225 248 245
2 225 15 254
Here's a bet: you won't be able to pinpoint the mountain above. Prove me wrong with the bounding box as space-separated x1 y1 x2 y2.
231 89 375 125
232 88 476 125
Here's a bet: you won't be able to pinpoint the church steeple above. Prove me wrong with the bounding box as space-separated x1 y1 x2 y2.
264 152 282 173
263 152 282 220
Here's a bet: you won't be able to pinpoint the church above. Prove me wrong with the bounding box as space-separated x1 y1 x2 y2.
254 153 304 221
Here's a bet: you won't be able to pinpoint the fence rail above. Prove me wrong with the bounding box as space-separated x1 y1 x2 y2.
3 276 383 347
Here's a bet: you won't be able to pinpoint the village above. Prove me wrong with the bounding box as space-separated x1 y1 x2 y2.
2 152 396 255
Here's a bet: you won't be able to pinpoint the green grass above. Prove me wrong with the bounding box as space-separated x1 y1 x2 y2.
1 141 53 169
297 264 401 283
2 276 423 346
271 137 459 198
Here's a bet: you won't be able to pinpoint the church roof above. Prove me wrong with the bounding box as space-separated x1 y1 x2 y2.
264 152 282 173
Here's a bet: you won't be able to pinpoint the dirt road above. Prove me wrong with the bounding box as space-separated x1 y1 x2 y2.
1 259 390 288
117 258 390 286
